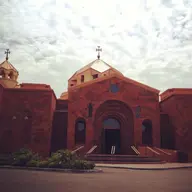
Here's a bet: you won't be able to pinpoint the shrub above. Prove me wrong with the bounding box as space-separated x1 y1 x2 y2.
11 148 41 167
38 160 49 168
48 161 62 168
26 160 39 167
10 148 95 170
12 148 33 166
31 153 42 161
72 160 95 170
48 149 78 165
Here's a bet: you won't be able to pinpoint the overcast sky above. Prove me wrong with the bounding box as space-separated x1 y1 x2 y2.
0 0 192 97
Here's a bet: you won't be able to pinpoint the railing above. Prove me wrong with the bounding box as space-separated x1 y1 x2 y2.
110 146 116 164
111 146 116 155
147 146 160 157
131 146 140 155
71 146 84 154
154 147 172 156
86 145 97 155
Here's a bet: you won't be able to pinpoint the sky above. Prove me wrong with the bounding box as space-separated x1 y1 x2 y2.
0 0 192 97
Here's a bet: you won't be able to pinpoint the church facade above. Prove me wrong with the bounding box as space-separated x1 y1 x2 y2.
0 49 192 161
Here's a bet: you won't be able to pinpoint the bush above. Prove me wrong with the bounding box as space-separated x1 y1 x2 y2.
72 160 95 170
12 148 33 166
48 161 62 168
11 148 41 167
10 148 95 170
26 160 39 167
38 160 49 168
31 153 42 161
49 150 77 163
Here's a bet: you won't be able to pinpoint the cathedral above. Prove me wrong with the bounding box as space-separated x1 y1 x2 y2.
0 48 192 162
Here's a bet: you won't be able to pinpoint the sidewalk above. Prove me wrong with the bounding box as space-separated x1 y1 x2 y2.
96 163 192 170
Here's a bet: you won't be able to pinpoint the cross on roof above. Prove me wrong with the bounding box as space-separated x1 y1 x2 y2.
96 46 102 59
5 49 10 60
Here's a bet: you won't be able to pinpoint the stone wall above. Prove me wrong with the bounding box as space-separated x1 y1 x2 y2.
67 76 160 152
0 87 56 157
160 95 192 152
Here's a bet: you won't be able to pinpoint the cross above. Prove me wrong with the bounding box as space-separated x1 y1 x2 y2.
5 49 10 60
96 46 102 59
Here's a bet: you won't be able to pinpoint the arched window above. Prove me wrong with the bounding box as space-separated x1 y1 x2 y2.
142 119 153 146
75 118 86 145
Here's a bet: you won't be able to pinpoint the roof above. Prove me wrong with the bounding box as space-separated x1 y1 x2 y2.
69 73 160 94
71 59 123 78
0 60 18 72
160 88 192 102
60 91 68 100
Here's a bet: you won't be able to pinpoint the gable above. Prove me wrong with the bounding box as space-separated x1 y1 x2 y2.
69 73 160 94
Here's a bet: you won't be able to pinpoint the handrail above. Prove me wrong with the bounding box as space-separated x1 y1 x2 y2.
86 145 97 155
147 147 160 155
131 146 140 155
72 146 84 154
111 146 116 155
154 147 172 156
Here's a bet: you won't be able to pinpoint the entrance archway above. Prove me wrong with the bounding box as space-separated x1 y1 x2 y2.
102 118 121 154
94 100 134 154
142 119 153 146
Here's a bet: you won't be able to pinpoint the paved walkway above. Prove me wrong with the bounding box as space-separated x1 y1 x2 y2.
1 168 192 192
96 163 192 170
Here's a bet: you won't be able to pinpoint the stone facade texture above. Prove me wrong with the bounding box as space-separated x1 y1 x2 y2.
0 71 192 159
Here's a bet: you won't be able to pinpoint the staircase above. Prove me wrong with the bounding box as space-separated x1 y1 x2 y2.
85 154 163 164
85 146 163 164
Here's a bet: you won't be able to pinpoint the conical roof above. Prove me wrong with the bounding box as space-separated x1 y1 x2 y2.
0 59 18 73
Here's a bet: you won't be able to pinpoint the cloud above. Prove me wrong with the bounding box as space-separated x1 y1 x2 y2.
0 0 192 97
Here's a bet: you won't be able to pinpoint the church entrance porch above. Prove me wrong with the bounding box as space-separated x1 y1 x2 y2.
94 100 134 155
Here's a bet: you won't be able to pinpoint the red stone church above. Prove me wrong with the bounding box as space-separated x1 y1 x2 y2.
0 48 192 162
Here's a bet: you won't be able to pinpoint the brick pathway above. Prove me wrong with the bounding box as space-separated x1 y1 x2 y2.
0 168 192 192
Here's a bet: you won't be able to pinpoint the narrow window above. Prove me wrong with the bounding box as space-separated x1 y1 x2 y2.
81 75 84 82
75 119 86 144
88 103 93 117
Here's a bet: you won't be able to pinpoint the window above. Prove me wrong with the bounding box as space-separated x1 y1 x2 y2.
88 103 93 117
75 119 86 144
142 119 153 146
92 74 98 79
81 75 84 82
110 84 119 93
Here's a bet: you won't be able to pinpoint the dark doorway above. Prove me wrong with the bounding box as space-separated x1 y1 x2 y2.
104 129 121 154
142 119 153 146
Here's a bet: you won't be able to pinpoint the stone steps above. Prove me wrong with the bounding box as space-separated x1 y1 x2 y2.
86 154 163 164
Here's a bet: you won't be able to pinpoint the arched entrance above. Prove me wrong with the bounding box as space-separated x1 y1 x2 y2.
102 118 121 154
94 100 134 154
142 119 153 146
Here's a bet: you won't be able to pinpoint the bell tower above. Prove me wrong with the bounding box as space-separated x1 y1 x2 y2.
0 49 19 88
